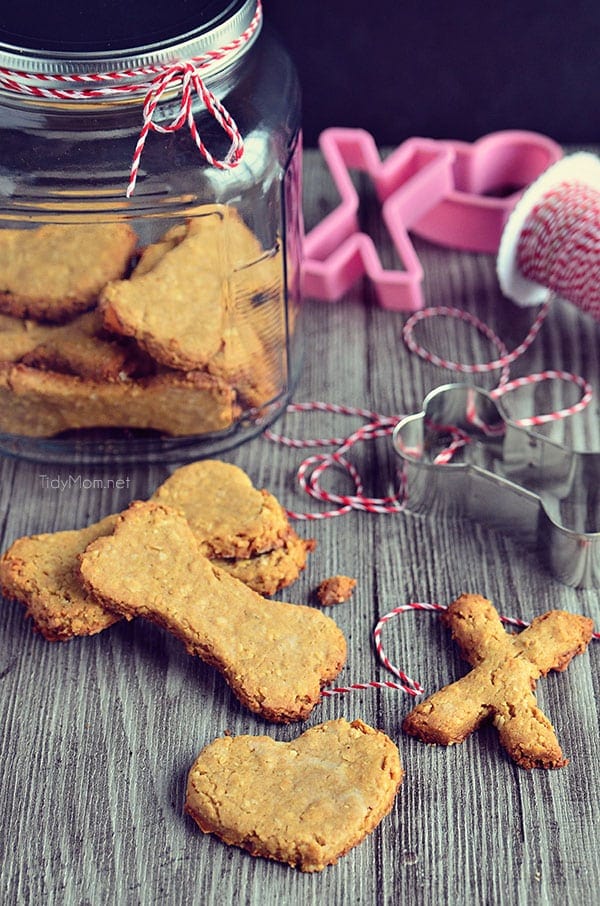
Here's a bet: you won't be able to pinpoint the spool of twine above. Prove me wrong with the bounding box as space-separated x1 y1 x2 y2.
497 153 600 320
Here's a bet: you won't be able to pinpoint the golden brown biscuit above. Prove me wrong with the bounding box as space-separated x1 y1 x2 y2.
100 257 225 371
100 208 262 372
213 531 316 596
185 718 403 871
0 309 146 381
1 462 313 640
0 223 137 321
0 516 119 641
150 460 290 559
133 207 262 277
100 209 285 412
79 501 346 722
316 575 357 606
402 593 594 769
0 363 236 437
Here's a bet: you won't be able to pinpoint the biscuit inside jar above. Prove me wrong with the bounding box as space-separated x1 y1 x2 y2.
0 207 290 440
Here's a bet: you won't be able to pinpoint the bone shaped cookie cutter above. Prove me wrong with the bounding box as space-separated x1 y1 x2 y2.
302 128 562 310
392 383 600 588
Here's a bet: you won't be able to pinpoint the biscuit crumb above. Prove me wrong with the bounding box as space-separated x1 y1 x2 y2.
316 575 357 606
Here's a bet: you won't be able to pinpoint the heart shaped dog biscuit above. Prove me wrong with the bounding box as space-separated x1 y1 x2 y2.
185 718 403 871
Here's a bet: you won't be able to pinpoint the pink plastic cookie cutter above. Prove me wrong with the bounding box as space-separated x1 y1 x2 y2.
301 128 563 311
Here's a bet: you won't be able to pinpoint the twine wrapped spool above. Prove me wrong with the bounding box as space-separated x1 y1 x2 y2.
497 153 600 320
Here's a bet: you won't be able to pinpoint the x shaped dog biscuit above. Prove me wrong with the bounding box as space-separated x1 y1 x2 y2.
402 594 593 768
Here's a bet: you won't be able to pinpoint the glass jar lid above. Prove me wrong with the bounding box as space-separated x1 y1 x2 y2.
0 0 259 72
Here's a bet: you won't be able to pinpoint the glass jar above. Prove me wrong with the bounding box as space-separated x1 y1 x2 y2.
0 0 302 463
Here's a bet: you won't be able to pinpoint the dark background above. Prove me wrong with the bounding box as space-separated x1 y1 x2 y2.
266 0 599 147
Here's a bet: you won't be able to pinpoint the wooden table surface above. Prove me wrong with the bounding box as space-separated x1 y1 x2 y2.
1 148 599 905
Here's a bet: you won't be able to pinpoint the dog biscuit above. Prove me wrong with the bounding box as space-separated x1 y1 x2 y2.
1 462 313 640
0 223 137 321
100 209 262 372
101 210 285 410
0 310 147 381
0 364 236 436
402 593 593 769
0 516 119 641
150 460 290 559
79 501 345 722
185 718 402 872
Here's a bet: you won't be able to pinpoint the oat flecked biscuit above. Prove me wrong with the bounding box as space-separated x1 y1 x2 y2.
0 223 138 321
132 207 262 278
0 516 120 641
0 364 236 436
0 461 313 640
213 531 316 596
0 310 146 381
150 460 290 559
79 501 346 722
402 593 594 769
101 257 225 371
99 208 263 372
185 718 403 872
100 209 284 406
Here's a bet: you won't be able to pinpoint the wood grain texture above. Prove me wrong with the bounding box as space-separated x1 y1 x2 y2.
1 149 599 905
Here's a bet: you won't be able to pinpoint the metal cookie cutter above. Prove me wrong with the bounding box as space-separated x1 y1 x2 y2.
392 384 600 588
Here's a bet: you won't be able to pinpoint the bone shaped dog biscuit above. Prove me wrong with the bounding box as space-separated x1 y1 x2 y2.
79 501 346 722
402 594 593 769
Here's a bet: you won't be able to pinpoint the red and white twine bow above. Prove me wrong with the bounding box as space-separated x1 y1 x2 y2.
0 1 263 197
126 60 245 197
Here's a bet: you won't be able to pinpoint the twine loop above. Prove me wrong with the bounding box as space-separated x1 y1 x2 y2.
321 602 600 700
265 304 593 519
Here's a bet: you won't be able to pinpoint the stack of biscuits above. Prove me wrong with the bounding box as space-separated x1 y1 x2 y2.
0 459 330 727
0 207 286 437
0 460 315 641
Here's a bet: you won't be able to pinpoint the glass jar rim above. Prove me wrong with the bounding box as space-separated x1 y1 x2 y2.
0 0 259 79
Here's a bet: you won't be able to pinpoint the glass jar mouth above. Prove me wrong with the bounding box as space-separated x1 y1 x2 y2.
0 0 260 88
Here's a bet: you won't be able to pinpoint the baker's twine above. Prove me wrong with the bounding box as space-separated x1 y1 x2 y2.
264 303 593 520
517 180 600 320
0 1 263 197
321 601 600 700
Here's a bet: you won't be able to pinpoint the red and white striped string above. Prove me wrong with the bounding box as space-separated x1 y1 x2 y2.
0 1 263 196
516 180 600 320
320 600 600 700
497 152 600 320
264 304 593 520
